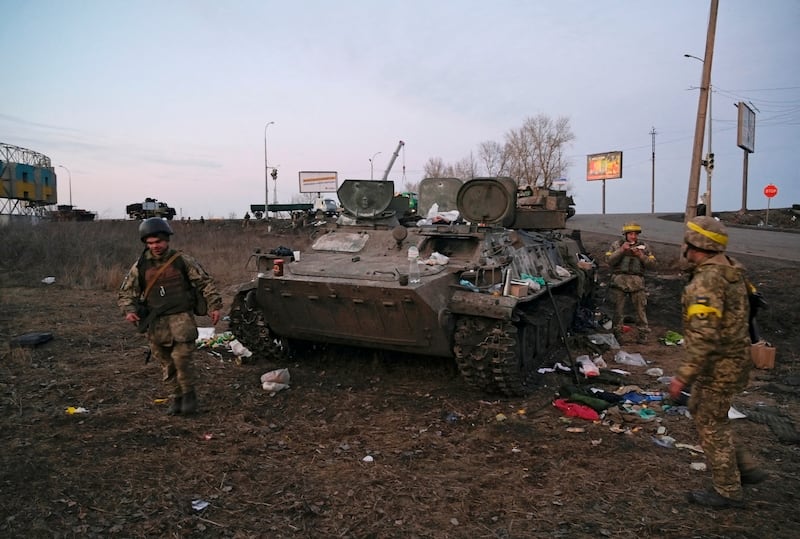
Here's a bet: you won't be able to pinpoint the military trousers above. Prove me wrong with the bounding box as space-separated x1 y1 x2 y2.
609 286 649 337
147 312 199 396
689 384 744 500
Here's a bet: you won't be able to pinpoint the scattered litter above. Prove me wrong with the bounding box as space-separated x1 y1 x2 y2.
197 327 215 340
660 330 685 346
201 433 213 441
511 447 522 453
676 443 704 453
261 368 290 392
728 406 747 419
588 333 620 349
690 462 707 472
362 455 374 463
495 413 508 422
65 406 89 415
609 368 630 376
576 355 600 377
645 367 664 377
191 499 210 511
41 276 56 284
229 339 252 358
652 435 676 449
10 332 54 348
614 351 647 367
566 427 585 433
153 398 168 404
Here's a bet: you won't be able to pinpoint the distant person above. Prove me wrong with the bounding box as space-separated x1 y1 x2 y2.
243 211 251 228
604 222 657 343
118 218 223 416
199 216 205 225
670 216 766 508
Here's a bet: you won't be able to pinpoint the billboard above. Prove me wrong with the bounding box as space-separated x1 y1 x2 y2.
737 102 756 153
586 151 622 181
299 171 338 193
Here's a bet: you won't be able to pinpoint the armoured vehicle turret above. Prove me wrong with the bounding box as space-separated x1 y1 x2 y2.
229 177 593 396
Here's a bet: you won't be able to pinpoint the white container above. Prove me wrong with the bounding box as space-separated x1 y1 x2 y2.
293 250 301 261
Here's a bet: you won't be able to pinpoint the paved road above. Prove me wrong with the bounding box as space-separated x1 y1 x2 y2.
570 213 800 262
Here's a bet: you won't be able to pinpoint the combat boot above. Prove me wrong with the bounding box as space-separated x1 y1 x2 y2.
740 468 768 485
181 390 198 415
167 395 183 416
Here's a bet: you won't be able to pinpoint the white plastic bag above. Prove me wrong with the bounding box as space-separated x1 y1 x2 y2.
261 368 290 392
614 350 647 367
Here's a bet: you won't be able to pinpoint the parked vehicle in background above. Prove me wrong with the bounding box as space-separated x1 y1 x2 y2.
126 198 176 220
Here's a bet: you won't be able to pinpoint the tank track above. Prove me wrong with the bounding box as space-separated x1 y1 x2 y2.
453 296 565 396
229 290 288 363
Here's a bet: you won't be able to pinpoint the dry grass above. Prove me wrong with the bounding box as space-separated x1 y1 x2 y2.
0 219 300 291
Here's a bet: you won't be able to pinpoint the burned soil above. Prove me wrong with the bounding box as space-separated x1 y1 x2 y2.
1 220 799 539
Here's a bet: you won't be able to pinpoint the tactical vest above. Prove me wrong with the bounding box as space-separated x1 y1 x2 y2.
614 242 645 275
138 254 194 315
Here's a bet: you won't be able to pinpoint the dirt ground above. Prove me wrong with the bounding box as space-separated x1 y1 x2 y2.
2 218 800 539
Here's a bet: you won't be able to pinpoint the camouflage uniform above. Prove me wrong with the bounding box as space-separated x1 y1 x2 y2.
118 248 223 404
670 217 766 507
605 235 657 342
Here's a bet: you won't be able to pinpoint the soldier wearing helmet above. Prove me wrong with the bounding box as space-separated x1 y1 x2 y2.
604 221 657 343
118 218 223 416
670 216 766 508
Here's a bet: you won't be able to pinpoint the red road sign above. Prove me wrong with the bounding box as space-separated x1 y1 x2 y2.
764 184 778 198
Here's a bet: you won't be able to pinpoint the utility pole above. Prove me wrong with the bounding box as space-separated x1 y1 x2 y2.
705 84 713 215
684 0 718 223
650 127 657 214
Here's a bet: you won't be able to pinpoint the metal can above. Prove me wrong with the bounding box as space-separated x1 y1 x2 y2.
273 259 284 276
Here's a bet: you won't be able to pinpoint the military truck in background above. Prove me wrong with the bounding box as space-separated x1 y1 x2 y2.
126 198 176 220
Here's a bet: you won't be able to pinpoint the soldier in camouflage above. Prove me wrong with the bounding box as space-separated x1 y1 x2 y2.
669 216 766 508
605 222 657 343
118 218 223 416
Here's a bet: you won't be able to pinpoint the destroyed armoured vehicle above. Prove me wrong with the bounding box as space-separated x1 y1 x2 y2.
230 177 593 396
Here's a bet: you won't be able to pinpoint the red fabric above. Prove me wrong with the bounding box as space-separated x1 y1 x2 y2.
553 398 600 421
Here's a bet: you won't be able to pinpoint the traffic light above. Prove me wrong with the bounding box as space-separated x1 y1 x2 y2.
271 168 278 180
708 153 714 170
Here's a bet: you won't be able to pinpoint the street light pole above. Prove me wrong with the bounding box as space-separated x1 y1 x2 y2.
57 164 72 207
369 151 381 180
264 121 275 221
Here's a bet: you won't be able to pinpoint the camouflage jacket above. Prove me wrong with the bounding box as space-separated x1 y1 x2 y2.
677 253 751 392
118 248 223 316
605 239 657 291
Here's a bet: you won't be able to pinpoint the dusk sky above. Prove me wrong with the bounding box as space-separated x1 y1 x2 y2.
2 0 798 219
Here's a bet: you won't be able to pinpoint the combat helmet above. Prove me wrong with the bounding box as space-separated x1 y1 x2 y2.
684 216 728 252
139 217 174 242
622 221 642 235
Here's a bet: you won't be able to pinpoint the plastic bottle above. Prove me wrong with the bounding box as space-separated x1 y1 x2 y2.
407 245 420 284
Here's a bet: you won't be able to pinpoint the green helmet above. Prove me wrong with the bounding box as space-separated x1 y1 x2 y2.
139 217 174 242
684 216 728 252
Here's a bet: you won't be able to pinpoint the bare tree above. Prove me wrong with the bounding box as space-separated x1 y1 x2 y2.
518 114 574 188
423 157 449 178
478 140 507 176
453 152 479 180
428 114 574 190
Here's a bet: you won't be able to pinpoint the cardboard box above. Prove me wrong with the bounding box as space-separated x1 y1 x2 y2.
508 281 529 298
751 341 776 369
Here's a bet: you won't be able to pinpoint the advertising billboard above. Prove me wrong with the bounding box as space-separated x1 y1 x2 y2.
737 102 756 153
586 151 623 181
299 171 338 193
